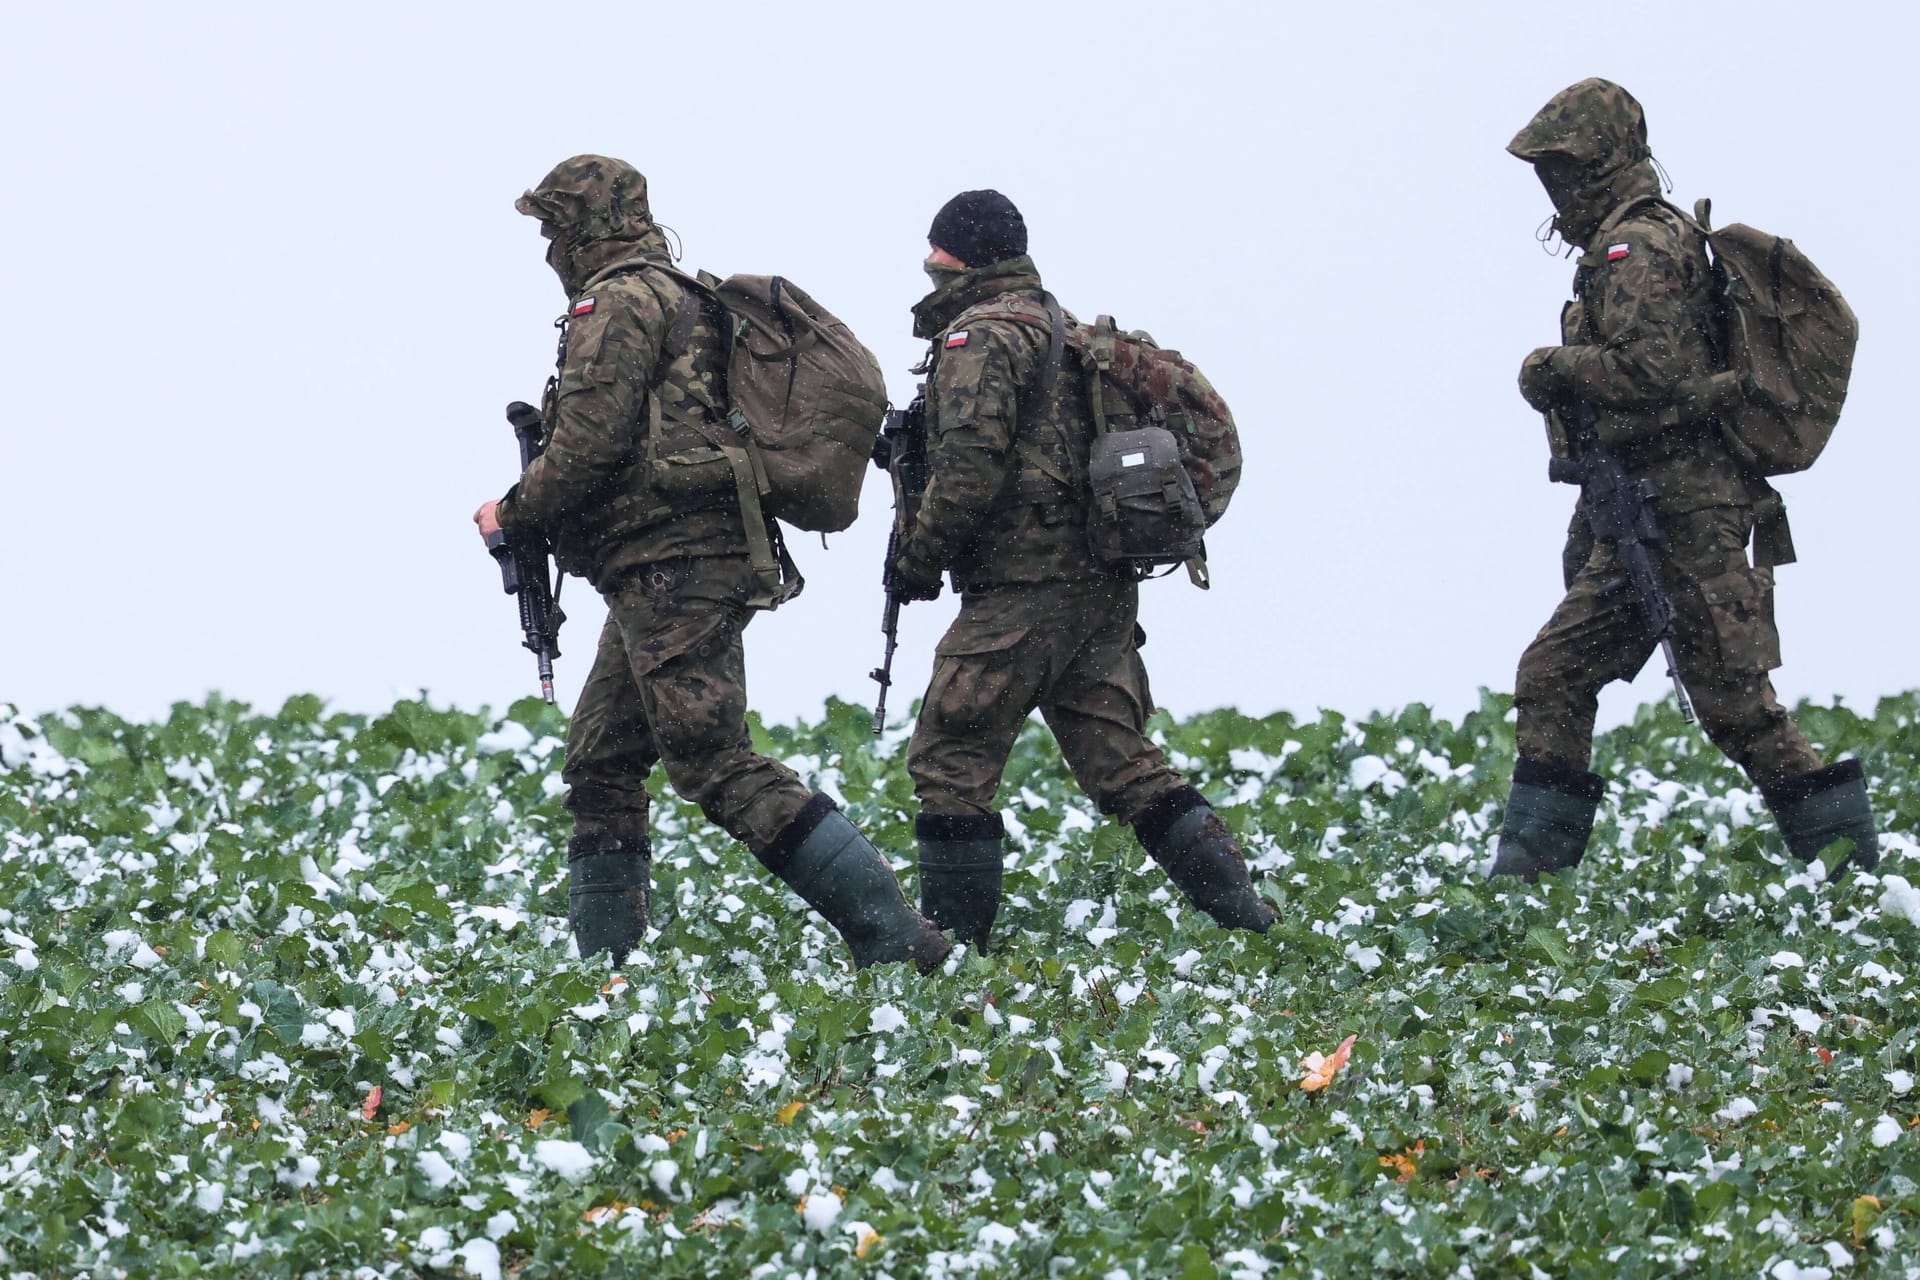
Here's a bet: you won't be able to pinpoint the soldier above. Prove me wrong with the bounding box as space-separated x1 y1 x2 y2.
474 155 948 972
886 189 1277 948
1491 81 1879 880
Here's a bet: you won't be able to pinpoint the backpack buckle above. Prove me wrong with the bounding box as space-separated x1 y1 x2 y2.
727 408 752 438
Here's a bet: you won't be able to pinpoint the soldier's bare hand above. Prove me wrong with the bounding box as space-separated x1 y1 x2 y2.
474 500 503 540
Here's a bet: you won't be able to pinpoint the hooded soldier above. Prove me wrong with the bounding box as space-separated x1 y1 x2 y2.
885 190 1275 949
1490 83 1879 881
475 155 948 972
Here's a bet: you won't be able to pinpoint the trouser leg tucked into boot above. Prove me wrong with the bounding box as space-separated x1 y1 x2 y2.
1761 758 1879 875
567 833 652 965
916 812 1005 948
1133 786 1276 933
759 794 952 972
1486 757 1604 882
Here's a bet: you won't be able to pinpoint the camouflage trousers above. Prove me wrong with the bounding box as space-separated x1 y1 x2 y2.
563 555 810 852
906 577 1187 820
1515 505 1820 787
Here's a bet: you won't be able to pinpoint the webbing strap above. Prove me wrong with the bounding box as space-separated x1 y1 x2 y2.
1586 195 1664 252
1085 360 1110 438
1038 292 1065 399
717 442 796 608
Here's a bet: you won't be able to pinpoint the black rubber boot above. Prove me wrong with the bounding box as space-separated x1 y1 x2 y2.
567 834 652 965
759 794 952 972
1761 758 1879 875
1485 757 1605 882
916 812 1006 948
1133 787 1277 933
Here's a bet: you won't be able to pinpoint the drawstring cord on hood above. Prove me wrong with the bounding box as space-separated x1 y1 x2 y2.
1536 214 1573 258
1651 153 1674 194
1536 213 1566 257
656 222 684 262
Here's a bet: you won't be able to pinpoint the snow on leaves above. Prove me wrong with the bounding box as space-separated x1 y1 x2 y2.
0 692 1914 1275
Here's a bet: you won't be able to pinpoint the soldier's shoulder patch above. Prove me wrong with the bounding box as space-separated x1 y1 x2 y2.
571 296 596 316
944 330 970 349
1605 243 1630 262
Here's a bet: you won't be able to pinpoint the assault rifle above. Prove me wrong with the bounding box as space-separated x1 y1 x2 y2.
869 391 929 735
486 400 566 703
1549 403 1696 723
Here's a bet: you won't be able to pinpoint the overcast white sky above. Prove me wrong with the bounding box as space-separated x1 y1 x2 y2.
4 1 1912 735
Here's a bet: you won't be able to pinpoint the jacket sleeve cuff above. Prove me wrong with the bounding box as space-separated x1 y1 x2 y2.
494 486 522 530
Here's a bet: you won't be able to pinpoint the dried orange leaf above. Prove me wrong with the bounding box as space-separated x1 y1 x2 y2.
777 1100 806 1126
526 1108 551 1130
1301 1034 1358 1092
361 1084 382 1121
856 1230 883 1259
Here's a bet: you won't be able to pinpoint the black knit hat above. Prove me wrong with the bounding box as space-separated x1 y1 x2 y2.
928 189 1027 267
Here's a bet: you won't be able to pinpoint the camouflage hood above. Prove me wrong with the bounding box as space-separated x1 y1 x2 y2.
1508 79 1661 246
517 154 672 296
912 255 1044 340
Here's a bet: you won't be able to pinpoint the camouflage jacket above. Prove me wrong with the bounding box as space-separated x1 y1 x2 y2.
1551 199 1749 513
1510 79 1751 515
901 256 1110 589
495 252 746 590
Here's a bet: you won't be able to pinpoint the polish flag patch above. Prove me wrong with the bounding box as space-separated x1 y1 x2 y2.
945 330 970 349
571 296 596 316
1606 243 1631 262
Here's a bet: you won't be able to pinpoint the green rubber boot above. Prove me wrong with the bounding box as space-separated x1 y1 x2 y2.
1134 787 1277 933
760 794 952 972
1762 759 1879 876
567 833 651 965
1485 757 1604 882
916 812 1006 949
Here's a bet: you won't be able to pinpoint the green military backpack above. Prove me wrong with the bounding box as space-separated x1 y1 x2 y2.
974 296 1243 588
1072 313 1240 587
677 270 890 531
637 268 888 607
1681 198 1858 475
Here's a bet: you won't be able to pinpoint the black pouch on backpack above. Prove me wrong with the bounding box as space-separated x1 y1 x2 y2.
1085 426 1207 574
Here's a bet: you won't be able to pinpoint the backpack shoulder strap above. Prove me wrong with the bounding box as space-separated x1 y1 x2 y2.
946 292 1068 396
1583 194 1667 254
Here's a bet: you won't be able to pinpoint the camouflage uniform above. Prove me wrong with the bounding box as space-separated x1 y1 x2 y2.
496 157 811 853
1494 82 1876 879
498 157 946 969
1507 81 1818 789
894 250 1273 938
896 257 1187 822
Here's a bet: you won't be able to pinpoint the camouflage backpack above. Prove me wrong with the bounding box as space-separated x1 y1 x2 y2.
972 296 1242 587
1680 198 1858 475
643 268 890 605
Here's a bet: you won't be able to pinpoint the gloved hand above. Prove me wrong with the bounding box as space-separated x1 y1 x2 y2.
886 538 944 602
1518 346 1568 413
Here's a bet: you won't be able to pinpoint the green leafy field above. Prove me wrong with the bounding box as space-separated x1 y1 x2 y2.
1 691 1916 1278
